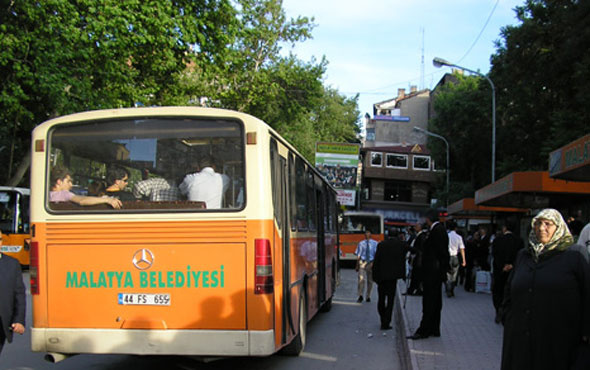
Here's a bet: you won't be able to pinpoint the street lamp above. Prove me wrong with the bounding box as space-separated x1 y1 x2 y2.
414 126 449 204
433 57 496 183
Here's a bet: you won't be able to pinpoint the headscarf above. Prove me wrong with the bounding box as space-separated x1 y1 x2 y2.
528 208 574 262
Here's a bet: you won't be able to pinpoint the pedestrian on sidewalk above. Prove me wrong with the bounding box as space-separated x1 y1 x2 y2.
355 230 378 303
406 222 427 296
501 208 590 370
464 231 478 292
372 231 411 330
491 222 523 323
477 225 491 271
445 220 466 297
0 231 27 356
408 209 449 340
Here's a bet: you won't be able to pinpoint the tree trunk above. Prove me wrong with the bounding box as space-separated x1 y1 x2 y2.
7 150 31 187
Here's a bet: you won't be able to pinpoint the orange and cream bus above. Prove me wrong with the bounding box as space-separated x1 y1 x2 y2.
30 107 338 362
0 186 31 266
338 211 384 261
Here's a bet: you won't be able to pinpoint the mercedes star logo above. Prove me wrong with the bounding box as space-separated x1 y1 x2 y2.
132 248 155 270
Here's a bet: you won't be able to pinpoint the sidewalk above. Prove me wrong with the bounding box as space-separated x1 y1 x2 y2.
394 280 503 370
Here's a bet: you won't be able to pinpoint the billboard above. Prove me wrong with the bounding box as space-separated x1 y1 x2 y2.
315 143 360 199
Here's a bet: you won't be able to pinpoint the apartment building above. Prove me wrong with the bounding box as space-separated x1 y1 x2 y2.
359 86 442 228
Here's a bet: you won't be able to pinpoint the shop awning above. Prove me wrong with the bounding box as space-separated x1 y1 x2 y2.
447 198 528 217
474 171 590 208
549 133 590 182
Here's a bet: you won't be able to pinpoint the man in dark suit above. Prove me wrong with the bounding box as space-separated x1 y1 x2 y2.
491 222 523 323
372 231 411 330
0 232 26 355
478 226 491 271
406 222 427 295
408 209 449 339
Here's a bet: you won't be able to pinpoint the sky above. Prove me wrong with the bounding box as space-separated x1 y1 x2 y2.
281 0 525 121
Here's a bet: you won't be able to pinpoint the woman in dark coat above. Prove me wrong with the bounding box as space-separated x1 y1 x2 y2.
501 209 590 370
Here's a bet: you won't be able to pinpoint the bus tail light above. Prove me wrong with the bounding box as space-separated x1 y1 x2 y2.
255 239 273 294
30 241 39 295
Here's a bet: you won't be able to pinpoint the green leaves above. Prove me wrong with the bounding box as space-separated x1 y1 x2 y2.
0 0 360 185
489 0 590 174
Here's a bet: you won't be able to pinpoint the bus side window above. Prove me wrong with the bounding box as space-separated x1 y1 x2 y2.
306 170 316 232
295 157 307 231
289 154 297 232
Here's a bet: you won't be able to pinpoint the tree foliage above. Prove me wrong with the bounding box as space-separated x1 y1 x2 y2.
490 0 590 172
429 0 590 203
430 72 494 203
0 0 360 186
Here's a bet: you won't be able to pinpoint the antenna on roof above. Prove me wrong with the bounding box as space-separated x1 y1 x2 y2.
420 27 425 90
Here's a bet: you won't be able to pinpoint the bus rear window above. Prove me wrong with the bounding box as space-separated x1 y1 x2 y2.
340 215 381 234
47 117 245 212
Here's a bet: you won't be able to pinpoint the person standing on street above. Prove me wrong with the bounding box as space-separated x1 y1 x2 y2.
501 209 590 370
0 231 26 355
406 222 427 296
478 226 491 271
445 221 466 297
355 230 378 303
491 222 523 323
372 231 411 329
408 209 449 340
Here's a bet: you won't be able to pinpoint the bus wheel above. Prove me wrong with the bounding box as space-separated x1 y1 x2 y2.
320 297 332 313
282 293 307 356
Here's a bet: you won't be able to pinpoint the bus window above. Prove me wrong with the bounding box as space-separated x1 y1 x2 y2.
0 187 31 265
338 212 384 261
340 214 382 234
0 191 16 233
48 117 245 212
295 157 307 230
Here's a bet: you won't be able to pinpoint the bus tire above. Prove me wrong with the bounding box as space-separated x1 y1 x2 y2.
281 292 307 356
319 297 332 312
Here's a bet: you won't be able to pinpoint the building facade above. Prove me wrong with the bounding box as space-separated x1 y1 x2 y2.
359 87 442 230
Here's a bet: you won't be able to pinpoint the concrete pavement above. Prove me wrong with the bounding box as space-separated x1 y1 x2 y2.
395 280 503 370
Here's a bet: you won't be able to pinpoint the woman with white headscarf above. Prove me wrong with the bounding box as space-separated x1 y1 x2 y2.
501 209 590 370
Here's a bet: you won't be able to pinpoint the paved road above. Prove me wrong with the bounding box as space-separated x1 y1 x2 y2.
0 268 402 370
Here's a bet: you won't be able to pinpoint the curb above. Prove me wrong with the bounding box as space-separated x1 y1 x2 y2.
395 280 420 370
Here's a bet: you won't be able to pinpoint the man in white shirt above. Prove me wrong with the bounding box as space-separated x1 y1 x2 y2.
445 221 466 298
355 230 378 303
179 157 230 209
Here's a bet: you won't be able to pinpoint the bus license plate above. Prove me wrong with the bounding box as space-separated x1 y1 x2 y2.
118 293 170 306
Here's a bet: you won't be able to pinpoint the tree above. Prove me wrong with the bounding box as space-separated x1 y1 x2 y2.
0 0 237 186
429 0 590 204
490 0 590 173
430 72 493 203
1 0 361 186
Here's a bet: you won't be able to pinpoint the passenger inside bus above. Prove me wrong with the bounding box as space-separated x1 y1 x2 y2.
179 156 230 209
49 166 122 209
87 180 106 197
132 169 180 201
104 165 136 201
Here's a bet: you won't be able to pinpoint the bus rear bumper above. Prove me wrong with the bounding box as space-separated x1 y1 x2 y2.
32 328 275 356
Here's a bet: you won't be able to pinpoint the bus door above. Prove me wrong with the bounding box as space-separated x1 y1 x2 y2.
271 142 294 345
315 186 326 306
279 155 294 344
